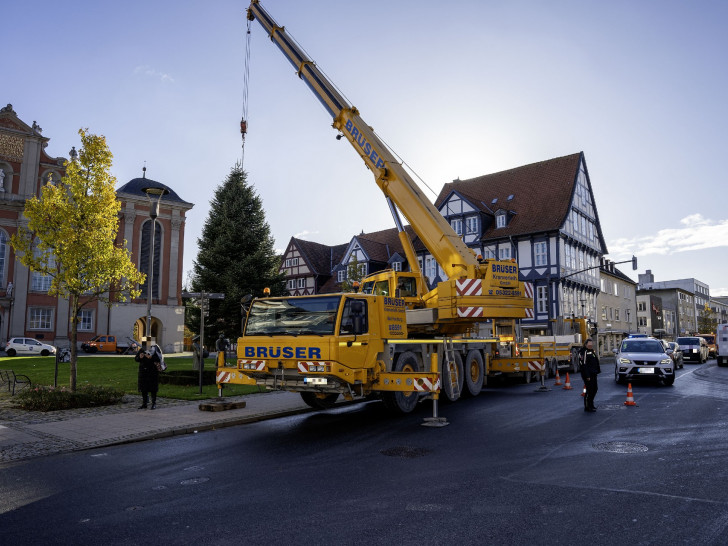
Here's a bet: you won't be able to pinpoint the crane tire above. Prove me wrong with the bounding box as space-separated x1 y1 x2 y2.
463 349 484 397
382 351 421 414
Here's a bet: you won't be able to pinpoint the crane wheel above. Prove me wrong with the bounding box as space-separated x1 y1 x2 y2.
300 392 339 409
382 351 421 414
462 349 484 397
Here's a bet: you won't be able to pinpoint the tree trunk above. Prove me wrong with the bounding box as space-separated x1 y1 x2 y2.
69 294 78 392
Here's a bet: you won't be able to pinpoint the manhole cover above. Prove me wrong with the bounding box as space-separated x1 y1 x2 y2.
593 441 648 453
180 477 210 485
380 446 430 459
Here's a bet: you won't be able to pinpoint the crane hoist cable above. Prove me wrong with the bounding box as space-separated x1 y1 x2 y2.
241 16 253 166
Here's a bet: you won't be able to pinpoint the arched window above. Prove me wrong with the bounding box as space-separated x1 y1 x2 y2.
139 219 162 299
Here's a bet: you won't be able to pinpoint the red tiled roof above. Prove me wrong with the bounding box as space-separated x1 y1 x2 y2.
435 152 583 240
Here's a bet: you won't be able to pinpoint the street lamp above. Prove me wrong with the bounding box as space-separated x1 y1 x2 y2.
141 183 169 350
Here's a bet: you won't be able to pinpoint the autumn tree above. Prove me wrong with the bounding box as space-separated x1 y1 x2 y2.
697 303 717 334
11 129 145 391
190 164 284 345
340 254 365 292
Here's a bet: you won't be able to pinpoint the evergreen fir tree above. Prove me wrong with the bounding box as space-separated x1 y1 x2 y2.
190 164 284 345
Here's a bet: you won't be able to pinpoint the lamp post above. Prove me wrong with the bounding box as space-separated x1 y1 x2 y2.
141 183 169 350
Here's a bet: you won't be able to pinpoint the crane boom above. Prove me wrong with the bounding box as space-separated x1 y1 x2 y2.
247 1 480 281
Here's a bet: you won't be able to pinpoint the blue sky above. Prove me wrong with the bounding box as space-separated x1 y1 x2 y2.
6 0 727 295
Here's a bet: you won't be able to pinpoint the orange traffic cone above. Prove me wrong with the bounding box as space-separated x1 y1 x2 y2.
581 385 586 397
554 368 562 386
624 383 637 406
563 373 573 390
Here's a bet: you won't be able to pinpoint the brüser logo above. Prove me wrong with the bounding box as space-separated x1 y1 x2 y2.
491 263 517 274
244 346 322 359
344 119 385 170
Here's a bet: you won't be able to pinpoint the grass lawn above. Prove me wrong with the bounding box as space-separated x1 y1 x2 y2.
0 354 263 401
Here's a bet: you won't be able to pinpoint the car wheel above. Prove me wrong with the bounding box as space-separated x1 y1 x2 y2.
615 367 626 385
7 348 16 357
663 376 675 386
41 349 50 356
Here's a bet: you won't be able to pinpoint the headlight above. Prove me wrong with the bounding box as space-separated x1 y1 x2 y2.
660 358 671 364
619 357 631 364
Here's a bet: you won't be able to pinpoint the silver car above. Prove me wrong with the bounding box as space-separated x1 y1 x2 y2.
615 337 675 386
677 336 708 363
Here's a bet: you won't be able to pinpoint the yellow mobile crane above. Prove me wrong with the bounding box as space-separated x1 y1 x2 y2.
217 1 541 414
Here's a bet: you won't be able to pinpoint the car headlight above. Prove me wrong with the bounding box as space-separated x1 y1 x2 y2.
619 357 631 364
660 358 671 364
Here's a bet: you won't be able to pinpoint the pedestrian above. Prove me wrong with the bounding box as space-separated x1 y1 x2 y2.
579 338 601 412
136 346 160 410
216 333 229 367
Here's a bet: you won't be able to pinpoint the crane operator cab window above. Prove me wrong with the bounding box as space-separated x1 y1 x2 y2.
397 277 416 298
340 298 368 336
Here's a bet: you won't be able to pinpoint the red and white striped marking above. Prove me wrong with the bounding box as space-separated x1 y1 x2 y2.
217 371 232 383
456 279 482 296
298 361 327 373
414 377 440 392
238 360 265 371
527 361 542 371
524 282 534 318
458 306 484 318
524 282 534 298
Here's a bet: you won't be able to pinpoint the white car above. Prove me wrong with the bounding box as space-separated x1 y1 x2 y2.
4 337 57 357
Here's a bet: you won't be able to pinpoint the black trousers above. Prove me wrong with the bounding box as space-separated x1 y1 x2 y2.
141 390 157 405
584 376 598 408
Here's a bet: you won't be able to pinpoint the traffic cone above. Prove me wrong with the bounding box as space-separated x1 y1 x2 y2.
563 373 573 390
581 384 586 397
624 383 637 406
554 368 562 386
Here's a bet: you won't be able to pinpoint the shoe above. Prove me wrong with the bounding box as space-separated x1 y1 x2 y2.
151 403 156 410
138 404 147 409
585 407 597 412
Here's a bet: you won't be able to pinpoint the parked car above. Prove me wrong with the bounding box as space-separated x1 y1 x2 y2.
677 336 709 363
697 333 716 358
666 341 684 369
615 337 676 386
717 324 728 367
4 337 57 357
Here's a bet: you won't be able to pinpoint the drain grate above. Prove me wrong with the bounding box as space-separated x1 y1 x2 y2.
593 441 648 453
380 446 430 459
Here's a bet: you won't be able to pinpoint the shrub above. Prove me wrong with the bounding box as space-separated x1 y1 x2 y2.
15 385 125 412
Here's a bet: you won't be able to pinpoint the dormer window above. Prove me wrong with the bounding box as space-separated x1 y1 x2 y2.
451 218 463 235
496 213 506 228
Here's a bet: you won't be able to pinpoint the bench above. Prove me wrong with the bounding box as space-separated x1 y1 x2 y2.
0 369 32 395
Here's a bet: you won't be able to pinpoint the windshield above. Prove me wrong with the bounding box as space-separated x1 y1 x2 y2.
244 296 341 336
621 340 665 353
677 337 699 345
700 335 715 344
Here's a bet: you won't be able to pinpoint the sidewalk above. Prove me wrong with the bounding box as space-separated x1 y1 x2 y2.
0 390 315 465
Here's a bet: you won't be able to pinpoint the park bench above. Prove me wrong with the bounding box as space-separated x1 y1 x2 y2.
0 369 32 395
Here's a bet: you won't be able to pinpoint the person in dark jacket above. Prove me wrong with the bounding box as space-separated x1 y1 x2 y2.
579 338 601 412
136 347 160 410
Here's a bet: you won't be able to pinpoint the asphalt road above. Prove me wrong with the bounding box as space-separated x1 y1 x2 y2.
2 359 728 545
